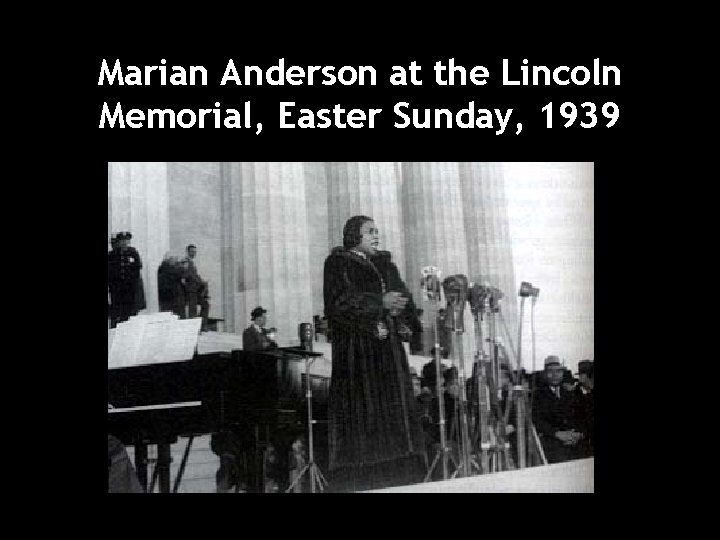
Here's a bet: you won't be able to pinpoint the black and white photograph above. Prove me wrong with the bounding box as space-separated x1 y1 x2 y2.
107 161 594 493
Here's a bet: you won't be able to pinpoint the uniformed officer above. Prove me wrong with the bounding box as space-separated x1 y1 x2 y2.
107 232 146 328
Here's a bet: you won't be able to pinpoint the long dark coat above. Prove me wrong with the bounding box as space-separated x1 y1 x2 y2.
108 247 146 316
323 248 425 480
532 383 581 463
157 259 185 317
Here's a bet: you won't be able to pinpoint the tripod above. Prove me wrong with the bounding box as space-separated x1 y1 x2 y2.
497 302 547 468
285 328 328 493
469 308 515 474
421 268 452 482
447 301 480 479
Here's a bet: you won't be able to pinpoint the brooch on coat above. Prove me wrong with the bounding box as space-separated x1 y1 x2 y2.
376 321 388 340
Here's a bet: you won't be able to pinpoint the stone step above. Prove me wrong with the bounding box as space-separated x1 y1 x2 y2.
174 477 218 494
170 460 218 481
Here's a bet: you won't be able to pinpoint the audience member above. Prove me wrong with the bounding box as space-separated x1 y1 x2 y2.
575 360 594 457
532 356 584 464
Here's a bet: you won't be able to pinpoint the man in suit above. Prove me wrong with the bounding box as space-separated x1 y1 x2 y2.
242 306 278 351
575 360 594 458
532 355 583 464
211 306 279 492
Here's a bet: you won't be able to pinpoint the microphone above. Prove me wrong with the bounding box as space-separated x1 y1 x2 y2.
442 274 469 332
298 323 314 351
421 266 443 302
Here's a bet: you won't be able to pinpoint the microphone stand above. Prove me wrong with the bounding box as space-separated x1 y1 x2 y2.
448 300 480 479
422 272 451 482
498 300 546 469
472 309 491 473
285 332 328 493
477 295 515 473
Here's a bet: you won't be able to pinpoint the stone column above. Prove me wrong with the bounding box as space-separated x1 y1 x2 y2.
460 162 518 344
224 162 314 345
166 162 223 320
401 162 471 354
325 162 406 275
108 162 170 314
303 162 330 319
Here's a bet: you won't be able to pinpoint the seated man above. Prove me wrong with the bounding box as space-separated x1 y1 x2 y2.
108 434 143 493
532 356 584 464
211 306 280 493
575 360 594 458
242 306 278 351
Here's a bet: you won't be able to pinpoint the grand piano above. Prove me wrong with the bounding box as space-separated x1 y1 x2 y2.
108 347 329 493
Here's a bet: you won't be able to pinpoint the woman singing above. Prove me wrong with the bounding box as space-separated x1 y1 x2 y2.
324 215 426 491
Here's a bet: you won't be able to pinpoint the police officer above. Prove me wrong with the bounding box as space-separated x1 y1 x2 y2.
107 232 146 328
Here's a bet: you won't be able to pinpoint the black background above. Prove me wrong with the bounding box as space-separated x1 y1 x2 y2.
48 30 645 519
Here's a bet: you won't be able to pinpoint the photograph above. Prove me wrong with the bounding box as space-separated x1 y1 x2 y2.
107 161 594 493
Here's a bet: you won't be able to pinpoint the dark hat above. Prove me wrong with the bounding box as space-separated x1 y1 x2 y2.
115 231 132 241
562 369 576 383
578 360 594 375
544 355 561 369
251 306 267 320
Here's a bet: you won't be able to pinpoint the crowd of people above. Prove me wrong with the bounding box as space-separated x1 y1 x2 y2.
409 354 594 469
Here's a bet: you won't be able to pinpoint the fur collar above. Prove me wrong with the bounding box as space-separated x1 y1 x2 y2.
329 247 386 290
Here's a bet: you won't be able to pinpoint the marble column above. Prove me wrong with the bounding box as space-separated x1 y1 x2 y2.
166 162 223 320
325 162 406 275
223 162 314 345
303 162 330 319
401 162 471 354
107 162 170 314
460 162 518 346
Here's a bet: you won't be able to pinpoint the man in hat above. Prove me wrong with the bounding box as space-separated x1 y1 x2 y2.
242 307 278 351
181 244 210 331
107 232 146 328
575 360 594 457
532 355 583 463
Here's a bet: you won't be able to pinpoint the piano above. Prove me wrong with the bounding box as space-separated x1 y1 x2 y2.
108 347 329 493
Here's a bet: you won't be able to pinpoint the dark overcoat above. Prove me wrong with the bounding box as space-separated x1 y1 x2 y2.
108 247 146 312
323 248 425 472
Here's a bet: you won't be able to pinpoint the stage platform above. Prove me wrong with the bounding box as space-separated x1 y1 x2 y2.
363 458 594 493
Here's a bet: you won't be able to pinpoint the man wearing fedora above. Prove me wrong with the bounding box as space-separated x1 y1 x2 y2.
242 307 278 351
532 355 584 464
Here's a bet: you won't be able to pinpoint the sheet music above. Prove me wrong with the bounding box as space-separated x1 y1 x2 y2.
108 315 201 369
155 318 202 363
196 331 245 354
